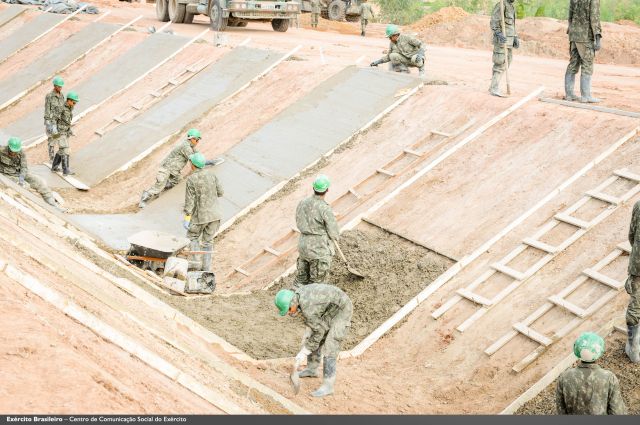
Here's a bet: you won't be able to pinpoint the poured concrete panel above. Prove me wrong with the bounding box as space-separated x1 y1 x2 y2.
0 22 120 110
28 164 74 189
0 12 65 61
71 67 420 250
0 5 26 28
72 47 285 187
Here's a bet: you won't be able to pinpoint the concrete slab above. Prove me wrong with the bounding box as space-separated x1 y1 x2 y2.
0 5 26 28
71 47 286 187
0 12 65 61
71 67 420 250
28 164 73 190
3 32 192 146
0 22 121 111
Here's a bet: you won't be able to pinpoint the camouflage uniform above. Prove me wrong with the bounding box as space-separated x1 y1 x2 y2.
294 194 339 287
52 102 74 156
379 33 424 72
44 90 64 161
359 2 373 36
310 0 320 28
145 140 197 199
556 361 627 414
567 0 601 76
626 200 640 327
0 147 55 205
489 0 517 94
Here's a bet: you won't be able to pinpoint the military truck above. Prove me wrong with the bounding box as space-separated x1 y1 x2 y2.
156 0 301 32
300 0 361 21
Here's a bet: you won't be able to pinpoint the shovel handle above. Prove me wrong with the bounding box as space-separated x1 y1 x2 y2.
333 240 348 263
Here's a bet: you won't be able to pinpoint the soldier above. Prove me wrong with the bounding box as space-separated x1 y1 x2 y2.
310 0 320 29
182 152 224 273
274 283 353 397
1 137 59 208
489 0 519 97
564 0 602 103
294 175 339 287
359 0 374 37
625 200 640 363
44 76 65 163
556 332 627 414
50 91 78 176
370 24 426 78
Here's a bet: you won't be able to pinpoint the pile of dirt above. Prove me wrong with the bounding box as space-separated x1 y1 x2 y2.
298 13 360 35
516 332 640 414
410 7 468 32
164 225 451 359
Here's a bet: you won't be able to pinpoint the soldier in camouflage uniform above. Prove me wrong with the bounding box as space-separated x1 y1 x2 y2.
44 76 65 163
294 175 340 288
359 0 374 37
564 0 602 103
370 24 426 77
275 283 353 397
625 200 640 363
182 152 224 272
489 0 519 97
1 137 58 208
50 91 78 176
310 0 320 29
556 332 627 414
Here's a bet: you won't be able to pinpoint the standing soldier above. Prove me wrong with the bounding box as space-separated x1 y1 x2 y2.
625 199 640 363
310 0 320 29
1 137 59 208
50 91 78 176
275 283 353 397
182 152 224 273
359 0 374 37
44 76 65 163
294 175 339 287
564 0 602 103
370 25 426 77
556 332 627 414
489 0 519 97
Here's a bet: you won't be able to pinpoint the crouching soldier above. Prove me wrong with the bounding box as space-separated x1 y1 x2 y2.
370 24 426 77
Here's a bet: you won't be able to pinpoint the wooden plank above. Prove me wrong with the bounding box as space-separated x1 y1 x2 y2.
41 162 90 191
456 288 492 306
263 246 281 256
614 168 640 183
491 262 526 281
554 212 590 229
431 129 452 137
403 148 422 157
431 294 463 319
456 307 488 333
617 241 631 254
513 345 547 373
585 190 621 205
234 267 250 277
582 268 624 289
513 322 553 347
548 295 586 318
485 329 519 356
539 97 640 119
376 168 395 177
522 237 558 254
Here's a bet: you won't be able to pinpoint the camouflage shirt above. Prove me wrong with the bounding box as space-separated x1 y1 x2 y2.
490 0 517 46
360 3 373 20
556 362 627 415
381 34 423 62
568 0 601 43
44 90 64 124
628 200 640 276
295 283 352 352
296 194 339 260
161 140 197 175
0 147 27 178
184 167 224 224
55 103 74 137
310 0 320 14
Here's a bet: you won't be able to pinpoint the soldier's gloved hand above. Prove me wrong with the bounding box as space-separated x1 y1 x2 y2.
370 59 383 67
513 36 520 49
295 346 311 363
18 175 25 187
182 214 191 230
205 158 224 167
51 123 59 136
495 31 507 45
594 34 602 51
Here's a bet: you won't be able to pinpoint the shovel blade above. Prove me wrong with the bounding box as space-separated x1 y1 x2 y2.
347 266 365 278
290 360 301 394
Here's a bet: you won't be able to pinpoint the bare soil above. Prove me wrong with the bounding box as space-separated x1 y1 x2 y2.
516 332 640 414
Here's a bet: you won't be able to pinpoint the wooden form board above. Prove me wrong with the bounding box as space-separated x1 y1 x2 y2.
539 97 640 119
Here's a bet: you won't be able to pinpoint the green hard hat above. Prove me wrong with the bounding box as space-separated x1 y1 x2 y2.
52 76 64 87
274 289 295 316
66 91 79 102
386 24 400 38
313 174 330 193
573 332 605 362
187 128 201 140
8 137 22 153
189 152 206 168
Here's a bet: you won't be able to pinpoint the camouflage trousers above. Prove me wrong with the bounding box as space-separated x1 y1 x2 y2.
146 167 180 198
389 52 422 69
492 44 513 74
308 299 353 360
8 173 53 202
311 12 319 27
51 134 70 155
361 18 368 33
626 275 640 326
187 219 220 245
567 41 594 76
293 256 331 287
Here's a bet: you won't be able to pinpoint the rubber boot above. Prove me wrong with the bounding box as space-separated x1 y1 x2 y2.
580 74 600 103
201 242 212 272
62 155 74 176
189 240 201 270
48 145 55 163
311 357 336 397
489 71 502 97
418 66 426 79
626 324 640 363
298 350 321 378
392 63 409 74
51 153 62 172
361 30 365 37
563 72 579 101
138 191 150 209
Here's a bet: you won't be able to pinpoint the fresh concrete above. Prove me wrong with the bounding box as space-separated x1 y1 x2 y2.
0 12 65 61
0 5 26 29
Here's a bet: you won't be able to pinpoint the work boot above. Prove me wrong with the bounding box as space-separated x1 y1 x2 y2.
361 30 365 37
48 145 55 163
311 357 336 397
418 66 426 79
489 71 503 97
626 324 640 363
138 191 150 209
563 72 579 101
201 242 213 272
299 350 321 378
51 153 62 172
44 194 57 207
580 74 600 103
189 240 201 270
62 155 74 176
391 63 409 74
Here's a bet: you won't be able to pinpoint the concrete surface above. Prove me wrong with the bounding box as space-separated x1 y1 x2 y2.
0 12 65 62
71 67 420 249
0 5 26 28
0 22 120 110
3 32 192 145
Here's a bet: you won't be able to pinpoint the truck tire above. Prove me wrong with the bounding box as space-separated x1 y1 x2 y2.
183 12 194 24
327 0 346 21
168 0 187 23
271 19 289 32
209 0 228 31
156 0 170 22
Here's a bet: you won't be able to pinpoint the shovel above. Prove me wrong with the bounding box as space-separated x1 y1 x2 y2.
334 240 365 278
290 327 311 395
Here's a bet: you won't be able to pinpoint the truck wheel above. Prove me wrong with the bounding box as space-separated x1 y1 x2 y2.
209 0 228 31
271 19 289 32
183 12 194 24
168 0 187 23
156 0 170 22
327 0 346 21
